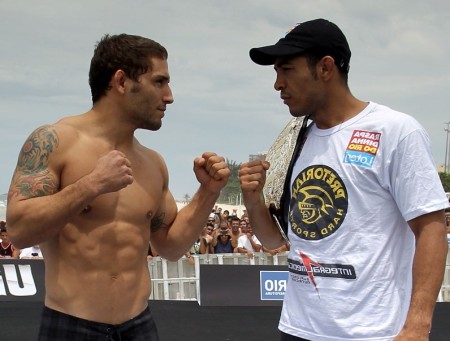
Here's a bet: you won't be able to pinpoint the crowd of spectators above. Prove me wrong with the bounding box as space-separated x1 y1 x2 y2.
184 207 290 259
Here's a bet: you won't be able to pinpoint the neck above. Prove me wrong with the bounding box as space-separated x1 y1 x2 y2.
313 93 368 129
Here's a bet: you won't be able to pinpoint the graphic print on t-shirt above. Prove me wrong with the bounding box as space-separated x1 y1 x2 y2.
343 130 381 168
289 165 348 240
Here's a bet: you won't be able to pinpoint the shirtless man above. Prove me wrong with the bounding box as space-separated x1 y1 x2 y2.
228 216 241 241
6 34 230 340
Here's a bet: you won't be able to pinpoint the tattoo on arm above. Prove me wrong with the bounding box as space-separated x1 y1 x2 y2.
151 212 169 232
9 125 60 200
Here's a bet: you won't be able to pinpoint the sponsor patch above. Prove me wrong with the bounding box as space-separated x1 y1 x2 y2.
288 253 357 295
343 130 381 168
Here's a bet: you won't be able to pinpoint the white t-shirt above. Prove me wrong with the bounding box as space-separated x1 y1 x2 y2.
237 234 261 252
19 246 43 258
279 102 448 340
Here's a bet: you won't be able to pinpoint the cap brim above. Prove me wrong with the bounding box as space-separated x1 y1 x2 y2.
249 44 306 65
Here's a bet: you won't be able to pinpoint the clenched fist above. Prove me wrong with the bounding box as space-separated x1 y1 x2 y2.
88 150 134 195
239 160 270 207
193 152 230 194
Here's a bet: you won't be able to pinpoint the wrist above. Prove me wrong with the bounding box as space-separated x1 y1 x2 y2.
197 184 222 200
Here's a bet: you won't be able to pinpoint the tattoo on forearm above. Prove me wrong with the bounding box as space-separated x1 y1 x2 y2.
9 126 60 199
151 212 169 232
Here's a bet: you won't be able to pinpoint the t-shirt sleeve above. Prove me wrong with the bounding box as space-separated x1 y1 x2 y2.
388 128 448 221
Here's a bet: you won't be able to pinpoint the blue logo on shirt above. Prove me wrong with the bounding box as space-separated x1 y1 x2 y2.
343 151 375 168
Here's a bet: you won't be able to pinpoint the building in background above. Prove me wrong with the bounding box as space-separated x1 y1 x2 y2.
249 152 266 162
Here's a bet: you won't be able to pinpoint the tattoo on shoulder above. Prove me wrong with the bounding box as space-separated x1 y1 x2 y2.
151 212 169 232
10 125 60 199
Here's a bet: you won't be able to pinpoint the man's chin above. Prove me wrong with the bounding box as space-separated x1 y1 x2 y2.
140 122 162 131
289 111 307 118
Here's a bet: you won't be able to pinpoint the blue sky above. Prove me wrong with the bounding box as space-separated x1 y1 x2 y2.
1 0 449 201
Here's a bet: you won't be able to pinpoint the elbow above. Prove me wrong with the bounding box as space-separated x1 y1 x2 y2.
160 252 184 262
6 220 35 249
156 247 186 262
8 228 31 249
8 230 30 249
5 213 27 249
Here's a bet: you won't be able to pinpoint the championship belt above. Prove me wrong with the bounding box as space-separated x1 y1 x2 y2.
263 115 311 241
263 117 304 208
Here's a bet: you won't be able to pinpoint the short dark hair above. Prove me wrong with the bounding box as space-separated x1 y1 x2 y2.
303 51 349 84
89 34 168 103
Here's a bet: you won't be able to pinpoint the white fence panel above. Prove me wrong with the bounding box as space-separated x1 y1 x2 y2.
149 246 450 302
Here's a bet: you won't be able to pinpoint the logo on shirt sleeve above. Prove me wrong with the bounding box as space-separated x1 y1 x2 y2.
343 130 381 168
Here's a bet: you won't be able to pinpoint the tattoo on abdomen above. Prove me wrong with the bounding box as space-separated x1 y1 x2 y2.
11 125 60 199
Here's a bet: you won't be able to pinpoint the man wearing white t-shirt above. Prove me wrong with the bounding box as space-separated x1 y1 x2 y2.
239 18 448 341
236 223 261 258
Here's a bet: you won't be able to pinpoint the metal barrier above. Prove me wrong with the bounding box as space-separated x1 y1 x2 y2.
148 248 450 302
148 252 288 301
437 249 450 302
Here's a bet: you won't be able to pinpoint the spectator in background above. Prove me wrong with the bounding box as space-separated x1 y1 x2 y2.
262 243 290 256
189 236 201 255
210 219 229 240
0 229 19 258
199 224 214 254
0 220 6 229
222 209 230 221
239 219 248 236
212 221 236 254
446 210 450 243
20 245 43 259
210 210 221 229
235 223 261 259
207 213 216 225
229 216 241 245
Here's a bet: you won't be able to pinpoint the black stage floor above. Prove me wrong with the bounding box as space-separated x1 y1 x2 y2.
1 301 449 340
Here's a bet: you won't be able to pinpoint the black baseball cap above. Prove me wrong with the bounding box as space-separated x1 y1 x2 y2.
249 18 351 72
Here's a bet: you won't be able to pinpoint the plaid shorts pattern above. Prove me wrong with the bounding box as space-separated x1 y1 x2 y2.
38 305 160 341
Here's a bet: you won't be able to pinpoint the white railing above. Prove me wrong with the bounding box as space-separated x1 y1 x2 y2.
437 249 450 302
148 252 288 301
148 249 450 302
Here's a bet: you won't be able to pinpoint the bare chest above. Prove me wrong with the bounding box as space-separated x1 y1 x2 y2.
59 144 164 225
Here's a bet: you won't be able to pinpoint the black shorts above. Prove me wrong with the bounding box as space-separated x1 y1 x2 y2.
38 305 160 341
280 331 310 341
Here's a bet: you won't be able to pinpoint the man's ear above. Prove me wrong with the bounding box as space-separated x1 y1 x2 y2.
318 56 336 81
111 69 127 94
